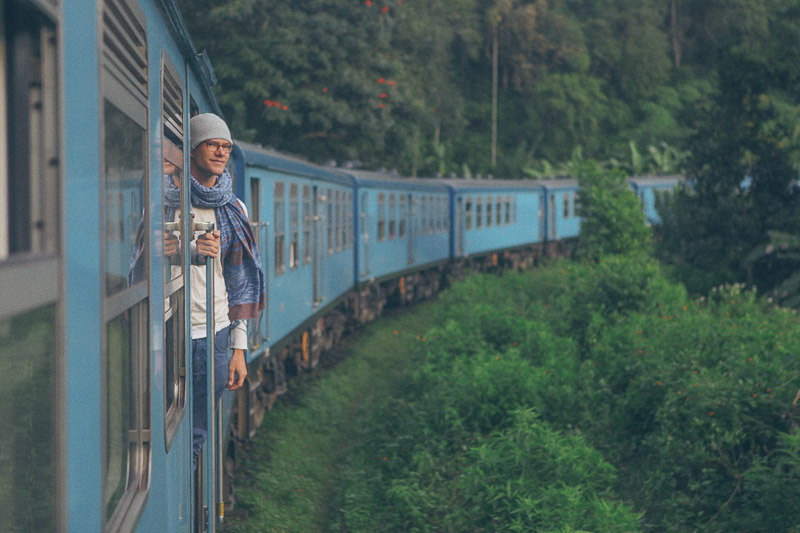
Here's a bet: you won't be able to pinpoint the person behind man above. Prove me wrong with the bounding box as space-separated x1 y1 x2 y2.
188 113 265 467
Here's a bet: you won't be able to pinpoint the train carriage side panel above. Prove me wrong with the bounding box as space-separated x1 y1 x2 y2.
231 142 355 361
540 179 580 241
440 180 544 258
345 170 449 282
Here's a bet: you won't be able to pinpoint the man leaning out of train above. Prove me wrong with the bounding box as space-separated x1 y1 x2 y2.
186 113 266 469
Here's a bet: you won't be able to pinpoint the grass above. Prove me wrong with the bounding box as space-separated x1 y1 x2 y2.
222 301 437 532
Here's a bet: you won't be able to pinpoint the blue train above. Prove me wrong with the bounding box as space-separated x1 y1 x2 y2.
0 0 681 531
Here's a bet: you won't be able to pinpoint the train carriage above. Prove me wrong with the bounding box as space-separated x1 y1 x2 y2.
1 0 685 531
628 175 682 225
230 141 356 362
538 178 581 242
344 170 450 283
440 179 546 259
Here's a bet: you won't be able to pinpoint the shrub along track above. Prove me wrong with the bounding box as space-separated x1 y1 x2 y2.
222 302 436 532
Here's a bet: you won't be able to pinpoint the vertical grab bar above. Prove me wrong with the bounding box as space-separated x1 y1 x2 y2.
193 219 219 532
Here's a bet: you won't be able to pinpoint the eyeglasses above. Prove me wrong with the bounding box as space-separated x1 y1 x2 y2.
203 140 233 153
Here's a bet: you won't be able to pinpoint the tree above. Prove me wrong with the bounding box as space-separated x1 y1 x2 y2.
576 162 651 261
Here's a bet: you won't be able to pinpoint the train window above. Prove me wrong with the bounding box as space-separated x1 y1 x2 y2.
505 196 511 225
335 190 341 252
476 197 483 228
487 196 493 227
161 52 186 449
563 194 570 218
326 188 333 254
302 185 311 264
465 197 472 230
289 183 298 269
101 0 150 528
513 196 518 224
496 197 502 226
274 182 285 275
346 192 353 249
1 1 61 529
398 194 406 238
549 195 556 239
429 196 435 234
389 194 396 239
377 193 386 241
442 197 448 232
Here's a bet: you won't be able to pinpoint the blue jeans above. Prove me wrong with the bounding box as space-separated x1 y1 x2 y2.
192 325 230 470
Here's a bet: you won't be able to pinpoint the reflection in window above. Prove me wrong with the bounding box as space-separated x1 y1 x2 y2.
105 103 146 294
104 302 149 522
0 305 57 531
290 183 298 268
303 185 310 264
161 52 185 446
274 182 285 275
398 195 406 238
378 193 386 241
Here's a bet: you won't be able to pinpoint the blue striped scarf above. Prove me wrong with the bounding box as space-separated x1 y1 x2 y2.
191 170 266 320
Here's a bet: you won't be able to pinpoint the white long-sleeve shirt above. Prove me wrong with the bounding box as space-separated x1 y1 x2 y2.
190 206 248 350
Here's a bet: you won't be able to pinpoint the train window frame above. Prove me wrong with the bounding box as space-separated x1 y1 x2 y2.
398 194 406 238
302 184 311 264
100 0 151 530
388 193 396 240
160 51 186 451
274 181 286 275
326 188 333 254
346 192 353 249
335 189 341 252
289 182 298 269
377 192 386 242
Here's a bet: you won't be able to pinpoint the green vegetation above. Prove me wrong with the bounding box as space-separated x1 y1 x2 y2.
177 0 800 179
225 259 800 532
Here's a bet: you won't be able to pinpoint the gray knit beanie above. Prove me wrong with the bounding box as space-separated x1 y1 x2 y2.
190 113 232 151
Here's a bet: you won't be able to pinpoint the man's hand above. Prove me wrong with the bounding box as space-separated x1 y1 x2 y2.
227 349 247 390
197 229 221 258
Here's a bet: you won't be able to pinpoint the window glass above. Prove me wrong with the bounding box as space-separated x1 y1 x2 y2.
377 193 386 241
160 53 185 441
465 197 472 230
274 182 285 274
398 194 406 238
0 305 57 531
476 197 483 228
302 185 310 264
326 189 333 254
487 196 493 227
290 183 298 268
0 3 60 529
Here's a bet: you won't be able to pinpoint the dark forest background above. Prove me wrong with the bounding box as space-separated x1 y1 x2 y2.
178 0 800 300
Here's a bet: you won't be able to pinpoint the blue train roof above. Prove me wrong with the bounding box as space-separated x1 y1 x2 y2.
628 175 684 188
233 141 353 186
343 169 450 192
436 178 545 192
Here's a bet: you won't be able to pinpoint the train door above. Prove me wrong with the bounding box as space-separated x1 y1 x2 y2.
407 194 415 265
549 194 556 240
1 2 62 529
